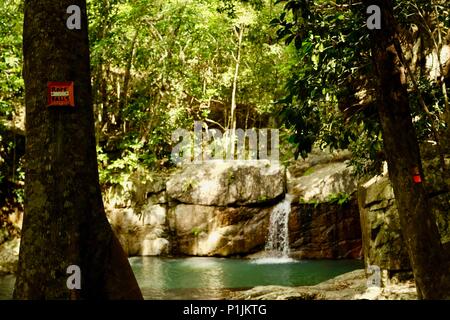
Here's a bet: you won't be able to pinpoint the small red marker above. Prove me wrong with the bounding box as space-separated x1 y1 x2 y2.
412 167 422 184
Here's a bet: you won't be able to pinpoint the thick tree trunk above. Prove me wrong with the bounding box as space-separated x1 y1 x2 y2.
367 0 450 299
14 0 142 299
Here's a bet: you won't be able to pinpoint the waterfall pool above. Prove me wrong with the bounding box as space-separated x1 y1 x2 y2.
0 257 363 299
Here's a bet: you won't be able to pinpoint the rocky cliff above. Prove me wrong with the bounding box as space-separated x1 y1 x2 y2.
358 170 450 284
106 161 284 257
289 201 362 259
105 150 363 260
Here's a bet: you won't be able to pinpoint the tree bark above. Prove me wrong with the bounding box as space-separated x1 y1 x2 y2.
120 28 139 118
366 0 450 299
229 25 244 158
14 0 142 299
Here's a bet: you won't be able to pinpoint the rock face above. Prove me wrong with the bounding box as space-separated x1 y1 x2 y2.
107 205 170 256
106 172 171 256
358 172 450 281
168 204 271 256
232 270 369 300
163 161 284 256
0 154 365 264
288 161 357 203
106 155 364 259
0 238 20 275
166 161 285 206
357 175 411 274
289 201 362 259
287 148 356 203
286 149 361 259
230 269 418 300
107 161 282 257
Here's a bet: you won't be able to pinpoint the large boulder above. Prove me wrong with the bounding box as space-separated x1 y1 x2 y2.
166 161 285 206
167 204 272 256
107 203 170 256
0 238 20 275
357 175 411 273
288 201 362 259
104 170 168 209
105 168 171 256
287 161 357 203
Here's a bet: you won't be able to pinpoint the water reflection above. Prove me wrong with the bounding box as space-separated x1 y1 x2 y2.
131 257 229 299
177 257 225 290
129 257 362 300
0 258 363 300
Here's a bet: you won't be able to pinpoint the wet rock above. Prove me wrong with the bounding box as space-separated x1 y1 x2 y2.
288 201 362 259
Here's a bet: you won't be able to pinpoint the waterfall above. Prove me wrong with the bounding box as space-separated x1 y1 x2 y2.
265 194 293 258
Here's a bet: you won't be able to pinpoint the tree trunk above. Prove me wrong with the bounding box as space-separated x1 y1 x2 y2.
120 28 139 118
229 25 244 159
14 0 142 299
367 0 450 299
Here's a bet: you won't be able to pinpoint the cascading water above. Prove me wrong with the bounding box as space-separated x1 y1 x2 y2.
265 195 293 257
253 195 295 264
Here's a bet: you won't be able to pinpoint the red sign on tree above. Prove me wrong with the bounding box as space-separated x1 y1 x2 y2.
47 82 75 107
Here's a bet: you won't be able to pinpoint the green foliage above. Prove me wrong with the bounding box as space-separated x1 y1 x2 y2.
87 0 290 176
227 170 236 184
0 0 24 209
0 0 24 118
182 178 199 193
328 192 352 206
257 195 268 202
297 197 320 208
1 0 449 206
1 0 296 197
302 167 314 176
191 226 203 237
272 1 378 166
97 145 138 186
272 0 449 177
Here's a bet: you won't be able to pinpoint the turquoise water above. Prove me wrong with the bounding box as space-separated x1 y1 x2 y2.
130 257 363 299
0 257 363 300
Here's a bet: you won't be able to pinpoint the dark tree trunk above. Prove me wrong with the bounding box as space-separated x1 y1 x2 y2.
366 0 450 299
14 0 142 299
